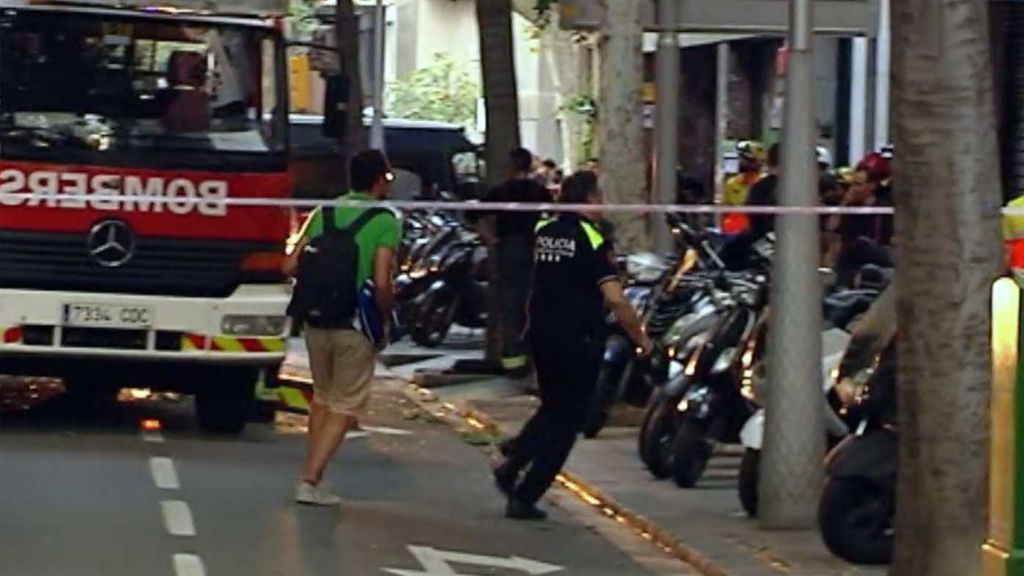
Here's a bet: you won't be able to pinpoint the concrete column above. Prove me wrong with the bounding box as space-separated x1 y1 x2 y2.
654 0 680 251
714 42 730 213
848 37 869 163
369 0 387 151
873 0 890 150
759 0 825 530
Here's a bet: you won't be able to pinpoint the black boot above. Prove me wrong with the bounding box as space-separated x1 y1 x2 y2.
493 462 517 497
505 498 548 521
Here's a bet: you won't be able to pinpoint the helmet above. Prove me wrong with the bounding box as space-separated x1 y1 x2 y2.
834 166 855 186
737 140 766 164
816 146 833 168
856 152 892 183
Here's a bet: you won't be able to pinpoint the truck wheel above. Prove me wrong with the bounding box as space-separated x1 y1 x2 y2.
196 369 257 435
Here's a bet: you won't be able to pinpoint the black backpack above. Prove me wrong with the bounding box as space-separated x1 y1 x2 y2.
287 207 387 329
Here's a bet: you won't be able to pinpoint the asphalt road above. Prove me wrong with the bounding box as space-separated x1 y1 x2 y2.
0 380 676 576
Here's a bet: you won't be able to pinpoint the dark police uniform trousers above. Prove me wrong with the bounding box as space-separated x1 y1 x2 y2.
502 214 617 505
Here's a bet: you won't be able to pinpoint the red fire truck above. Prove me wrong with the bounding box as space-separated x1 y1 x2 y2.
0 0 342 433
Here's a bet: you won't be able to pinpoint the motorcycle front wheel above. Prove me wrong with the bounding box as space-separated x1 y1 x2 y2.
638 391 675 478
818 476 894 565
738 448 760 517
670 420 713 488
410 290 457 348
583 360 628 439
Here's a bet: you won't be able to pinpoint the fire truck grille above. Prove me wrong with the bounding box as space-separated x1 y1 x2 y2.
0 231 280 298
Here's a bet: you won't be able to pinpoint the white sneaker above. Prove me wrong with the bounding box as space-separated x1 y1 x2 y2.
295 481 342 506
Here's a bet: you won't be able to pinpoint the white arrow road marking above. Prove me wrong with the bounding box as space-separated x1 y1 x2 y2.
161 500 196 537
150 457 180 490
172 554 206 576
382 545 564 575
361 425 413 436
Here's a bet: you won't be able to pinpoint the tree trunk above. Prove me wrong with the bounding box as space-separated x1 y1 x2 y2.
336 0 366 190
477 0 522 364
596 0 649 254
889 0 1003 574
478 0 522 189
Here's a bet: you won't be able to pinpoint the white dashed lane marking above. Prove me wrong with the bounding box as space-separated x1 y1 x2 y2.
141 430 165 443
161 500 197 537
150 457 180 490
173 554 206 576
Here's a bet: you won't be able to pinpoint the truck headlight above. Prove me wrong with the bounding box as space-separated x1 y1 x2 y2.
221 315 288 337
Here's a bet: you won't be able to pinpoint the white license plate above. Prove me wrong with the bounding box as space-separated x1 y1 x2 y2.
63 304 153 329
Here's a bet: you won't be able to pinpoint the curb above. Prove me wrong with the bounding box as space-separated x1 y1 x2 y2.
400 383 733 576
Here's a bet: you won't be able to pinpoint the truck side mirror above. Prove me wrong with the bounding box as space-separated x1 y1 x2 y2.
323 72 351 139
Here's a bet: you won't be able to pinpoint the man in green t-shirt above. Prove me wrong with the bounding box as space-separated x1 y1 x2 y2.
285 150 402 506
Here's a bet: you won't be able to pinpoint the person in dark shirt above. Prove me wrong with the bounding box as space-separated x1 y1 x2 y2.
493 171 651 520
479 148 554 376
829 152 894 286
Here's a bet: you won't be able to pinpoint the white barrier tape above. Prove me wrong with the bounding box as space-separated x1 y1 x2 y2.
1 193 898 214
6 192 1024 216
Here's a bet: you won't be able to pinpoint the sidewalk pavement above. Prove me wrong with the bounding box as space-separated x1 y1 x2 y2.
283 335 885 576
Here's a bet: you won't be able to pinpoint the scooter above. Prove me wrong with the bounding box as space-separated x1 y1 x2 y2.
818 337 897 565
736 328 852 517
580 255 663 438
408 239 489 347
817 285 898 566
665 273 769 487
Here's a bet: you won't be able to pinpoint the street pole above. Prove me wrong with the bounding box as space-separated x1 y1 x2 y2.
713 42 729 223
369 0 386 152
759 0 824 529
653 0 680 252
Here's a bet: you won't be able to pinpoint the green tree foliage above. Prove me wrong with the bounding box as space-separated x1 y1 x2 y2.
288 0 319 40
387 54 481 127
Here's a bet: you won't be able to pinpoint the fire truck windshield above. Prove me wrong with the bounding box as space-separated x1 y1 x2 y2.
0 11 286 158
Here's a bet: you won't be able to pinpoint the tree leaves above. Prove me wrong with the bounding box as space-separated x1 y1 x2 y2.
387 53 481 127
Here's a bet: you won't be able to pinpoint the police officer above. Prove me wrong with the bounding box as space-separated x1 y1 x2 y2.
493 171 652 520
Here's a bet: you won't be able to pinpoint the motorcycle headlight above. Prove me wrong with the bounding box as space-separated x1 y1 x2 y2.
711 346 739 375
741 380 756 401
668 360 683 380
664 313 698 343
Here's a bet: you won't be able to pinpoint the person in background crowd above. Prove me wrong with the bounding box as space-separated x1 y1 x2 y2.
671 174 709 230
493 171 652 520
828 152 894 285
721 140 766 235
479 148 554 377
585 157 600 173
550 168 565 186
1003 191 1024 269
717 144 779 268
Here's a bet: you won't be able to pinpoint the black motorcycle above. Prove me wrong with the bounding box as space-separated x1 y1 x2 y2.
666 273 769 487
818 323 898 565
408 239 489 347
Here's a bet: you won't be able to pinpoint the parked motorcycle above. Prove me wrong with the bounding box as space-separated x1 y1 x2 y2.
664 272 770 487
738 267 893 516
407 238 489 347
581 255 664 438
818 286 898 566
736 328 852 517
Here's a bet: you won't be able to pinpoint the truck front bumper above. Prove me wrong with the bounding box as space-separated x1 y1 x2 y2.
0 284 290 366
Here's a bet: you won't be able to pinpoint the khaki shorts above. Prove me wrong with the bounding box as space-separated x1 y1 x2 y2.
304 326 375 418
